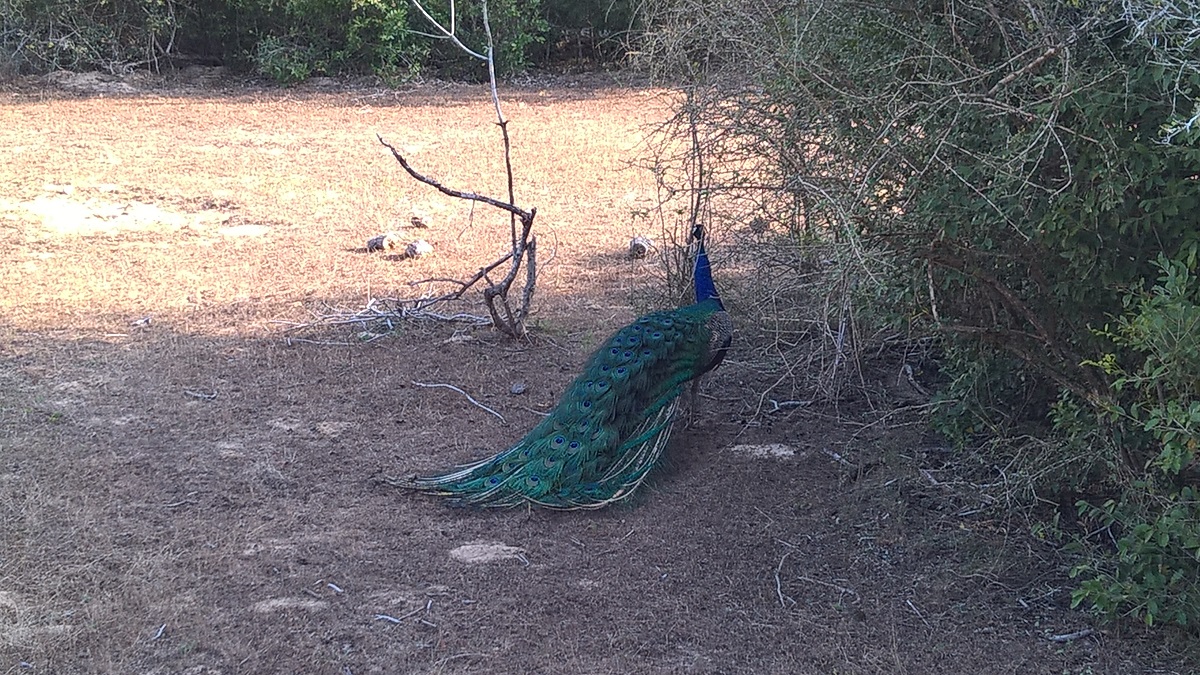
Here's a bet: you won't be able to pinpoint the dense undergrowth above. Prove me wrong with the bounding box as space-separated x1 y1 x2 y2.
640 0 1200 630
0 0 637 81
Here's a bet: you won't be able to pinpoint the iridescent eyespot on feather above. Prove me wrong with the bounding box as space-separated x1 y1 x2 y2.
552 436 565 446
622 351 633 359
616 367 627 376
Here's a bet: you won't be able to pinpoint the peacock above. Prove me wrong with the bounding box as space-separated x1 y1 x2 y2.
399 225 731 509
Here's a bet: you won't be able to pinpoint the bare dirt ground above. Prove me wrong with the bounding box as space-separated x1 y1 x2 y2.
0 71 1196 674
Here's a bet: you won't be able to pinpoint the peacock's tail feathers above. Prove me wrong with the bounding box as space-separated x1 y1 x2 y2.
401 300 728 510
402 221 730 511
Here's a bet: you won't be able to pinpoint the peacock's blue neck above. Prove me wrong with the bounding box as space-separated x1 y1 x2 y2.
693 240 723 307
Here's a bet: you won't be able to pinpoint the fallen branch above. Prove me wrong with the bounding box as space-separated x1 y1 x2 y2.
1047 628 1095 643
376 0 538 338
411 380 506 423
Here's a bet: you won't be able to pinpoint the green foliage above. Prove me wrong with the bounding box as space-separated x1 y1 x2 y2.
1071 489 1200 627
3 0 612 80
1 0 179 73
253 35 317 83
245 0 423 83
419 0 548 78
242 0 546 82
541 0 638 62
640 0 1200 629
1066 257 1200 627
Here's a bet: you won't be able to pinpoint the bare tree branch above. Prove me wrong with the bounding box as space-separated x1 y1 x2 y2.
379 0 539 338
377 135 533 222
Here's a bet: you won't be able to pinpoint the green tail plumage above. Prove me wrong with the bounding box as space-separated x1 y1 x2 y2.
401 229 731 509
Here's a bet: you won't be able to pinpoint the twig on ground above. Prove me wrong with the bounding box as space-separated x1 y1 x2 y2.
411 380 506 423
1047 628 1095 642
775 552 796 607
768 399 811 413
795 574 860 600
375 604 425 624
821 447 855 469
434 653 491 666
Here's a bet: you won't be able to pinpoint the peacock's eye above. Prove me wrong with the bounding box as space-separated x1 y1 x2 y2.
568 441 580 449
616 367 627 376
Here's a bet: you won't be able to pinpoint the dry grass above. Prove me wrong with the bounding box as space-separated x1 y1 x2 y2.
0 79 668 339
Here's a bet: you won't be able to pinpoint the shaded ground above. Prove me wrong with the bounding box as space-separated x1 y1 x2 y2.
0 72 1195 673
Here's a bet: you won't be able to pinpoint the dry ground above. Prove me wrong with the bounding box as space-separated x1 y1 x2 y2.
0 71 1195 674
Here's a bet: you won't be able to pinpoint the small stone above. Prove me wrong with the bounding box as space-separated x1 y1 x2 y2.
449 542 526 564
510 382 527 395
730 443 798 459
629 235 652 259
405 239 433 258
367 232 402 252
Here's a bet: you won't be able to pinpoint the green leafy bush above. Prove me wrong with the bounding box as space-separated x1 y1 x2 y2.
3 0 599 80
1067 257 1200 627
640 0 1200 627
1 0 179 73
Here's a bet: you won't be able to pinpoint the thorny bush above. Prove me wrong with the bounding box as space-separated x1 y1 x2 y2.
639 0 1200 628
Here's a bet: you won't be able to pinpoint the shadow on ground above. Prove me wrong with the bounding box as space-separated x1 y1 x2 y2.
0 315 1189 674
